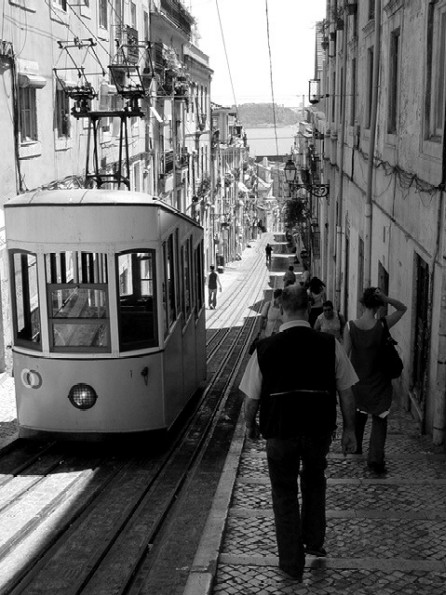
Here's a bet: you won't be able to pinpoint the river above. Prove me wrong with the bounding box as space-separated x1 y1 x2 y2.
244 125 297 159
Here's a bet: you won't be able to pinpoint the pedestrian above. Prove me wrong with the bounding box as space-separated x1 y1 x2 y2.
308 277 326 327
259 289 283 337
343 287 407 473
207 265 222 309
314 300 345 342
283 265 296 287
265 243 273 266
300 264 310 288
239 285 357 581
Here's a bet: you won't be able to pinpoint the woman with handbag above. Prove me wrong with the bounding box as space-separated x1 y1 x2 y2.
260 289 283 337
343 287 407 473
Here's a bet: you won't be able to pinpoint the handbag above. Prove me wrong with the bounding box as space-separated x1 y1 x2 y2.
379 318 403 379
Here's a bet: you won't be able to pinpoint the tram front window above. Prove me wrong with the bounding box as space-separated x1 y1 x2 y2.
46 251 109 352
117 250 157 351
10 251 41 350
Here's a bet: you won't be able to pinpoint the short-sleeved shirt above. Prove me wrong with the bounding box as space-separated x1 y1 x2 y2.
240 320 358 400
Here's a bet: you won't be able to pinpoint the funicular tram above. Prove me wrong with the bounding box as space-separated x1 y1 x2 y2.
5 189 206 438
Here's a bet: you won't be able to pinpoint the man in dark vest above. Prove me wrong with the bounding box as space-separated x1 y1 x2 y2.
207 265 222 309
239 284 357 581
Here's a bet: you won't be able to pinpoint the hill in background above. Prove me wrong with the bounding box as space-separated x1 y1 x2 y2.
236 103 299 128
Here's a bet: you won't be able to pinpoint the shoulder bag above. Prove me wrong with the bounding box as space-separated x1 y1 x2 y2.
379 317 403 379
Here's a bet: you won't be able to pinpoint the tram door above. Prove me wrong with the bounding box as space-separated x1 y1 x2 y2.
412 254 430 424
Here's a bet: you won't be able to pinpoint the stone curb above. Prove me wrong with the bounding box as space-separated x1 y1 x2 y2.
182 401 247 595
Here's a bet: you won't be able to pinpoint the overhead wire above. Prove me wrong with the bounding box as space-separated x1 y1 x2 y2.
264 0 279 157
215 0 238 116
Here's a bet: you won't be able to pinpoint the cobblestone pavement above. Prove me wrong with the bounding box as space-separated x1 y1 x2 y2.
188 404 446 595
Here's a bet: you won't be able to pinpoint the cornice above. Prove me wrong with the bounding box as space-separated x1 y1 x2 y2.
384 0 405 17
362 20 375 37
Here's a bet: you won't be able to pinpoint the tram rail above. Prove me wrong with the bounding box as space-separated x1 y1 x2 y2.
0 239 270 594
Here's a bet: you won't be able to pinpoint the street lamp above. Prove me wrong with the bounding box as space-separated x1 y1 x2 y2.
283 159 329 270
283 159 330 198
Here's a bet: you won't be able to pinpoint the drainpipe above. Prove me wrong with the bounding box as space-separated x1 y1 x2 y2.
335 9 349 312
364 0 382 288
432 43 446 446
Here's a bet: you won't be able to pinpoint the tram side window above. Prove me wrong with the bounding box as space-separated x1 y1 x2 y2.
162 235 177 335
195 240 204 313
117 250 158 350
11 251 41 350
46 251 109 352
182 238 192 320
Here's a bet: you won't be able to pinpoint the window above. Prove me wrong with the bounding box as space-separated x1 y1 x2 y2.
55 89 70 138
131 2 137 28
143 11 149 41
368 0 375 20
19 87 38 142
99 0 108 29
350 58 357 126
387 29 400 134
117 251 157 350
182 239 192 320
195 241 204 313
10 251 41 350
163 235 177 334
426 3 446 141
53 0 67 10
365 47 374 129
46 251 109 352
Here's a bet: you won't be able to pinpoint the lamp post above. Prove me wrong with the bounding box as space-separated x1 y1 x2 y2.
283 159 329 270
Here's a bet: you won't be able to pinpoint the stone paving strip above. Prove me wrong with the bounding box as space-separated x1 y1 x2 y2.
184 402 446 595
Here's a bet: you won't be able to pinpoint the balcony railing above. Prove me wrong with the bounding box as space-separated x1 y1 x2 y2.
160 0 194 38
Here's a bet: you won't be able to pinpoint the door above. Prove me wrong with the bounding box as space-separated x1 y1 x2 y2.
412 254 430 421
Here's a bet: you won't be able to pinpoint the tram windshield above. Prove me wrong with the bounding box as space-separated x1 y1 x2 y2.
10 251 41 350
46 251 109 352
117 250 158 350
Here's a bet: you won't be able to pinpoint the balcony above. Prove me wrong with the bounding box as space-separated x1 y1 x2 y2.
159 0 194 39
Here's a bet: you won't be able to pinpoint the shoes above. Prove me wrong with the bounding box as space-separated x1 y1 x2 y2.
367 462 387 473
279 564 303 581
305 546 327 557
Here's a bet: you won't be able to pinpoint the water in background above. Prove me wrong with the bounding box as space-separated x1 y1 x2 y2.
245 125 296 158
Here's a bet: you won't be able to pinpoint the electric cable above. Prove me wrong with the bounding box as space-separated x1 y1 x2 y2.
215 0 238 116
264 0 279 157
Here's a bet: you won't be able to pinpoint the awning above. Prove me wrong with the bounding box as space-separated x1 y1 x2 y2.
18 73 46 88
150 106 165 124
17 58 47 89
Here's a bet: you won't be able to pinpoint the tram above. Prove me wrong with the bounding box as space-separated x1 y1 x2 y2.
4 189 206 438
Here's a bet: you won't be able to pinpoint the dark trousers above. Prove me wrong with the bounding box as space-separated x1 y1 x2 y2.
355 411 387 465
266 434 332 571
208 288 217 308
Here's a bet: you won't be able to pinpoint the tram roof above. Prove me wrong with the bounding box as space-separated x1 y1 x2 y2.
7 189 169 207
5 189 202 227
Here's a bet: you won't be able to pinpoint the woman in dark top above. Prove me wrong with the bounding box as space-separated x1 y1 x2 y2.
343 287 407 473
308 277 326 328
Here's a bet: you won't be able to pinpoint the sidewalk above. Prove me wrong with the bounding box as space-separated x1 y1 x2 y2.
186 397 446 594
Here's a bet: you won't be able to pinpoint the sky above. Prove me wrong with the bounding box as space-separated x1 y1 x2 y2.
188 0 327 109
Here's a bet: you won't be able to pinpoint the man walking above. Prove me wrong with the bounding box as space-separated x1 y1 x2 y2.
207 265 222 309
265 243 273 266
239 285 357 581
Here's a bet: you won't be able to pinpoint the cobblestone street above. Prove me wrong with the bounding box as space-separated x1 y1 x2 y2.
187 396 446 594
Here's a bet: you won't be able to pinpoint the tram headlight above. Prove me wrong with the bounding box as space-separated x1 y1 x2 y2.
68 383 98 410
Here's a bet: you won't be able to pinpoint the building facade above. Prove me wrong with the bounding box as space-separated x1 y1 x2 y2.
315 0 446 446
0 0 213 373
